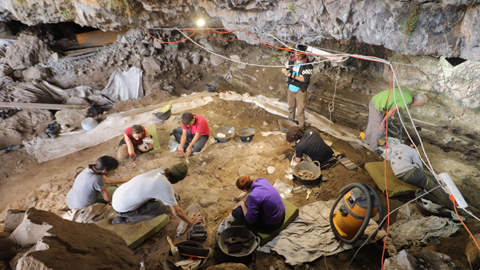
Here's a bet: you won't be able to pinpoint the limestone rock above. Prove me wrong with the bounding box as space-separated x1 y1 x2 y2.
141 57 161 75
54 109 87 131
206 262 249 270
4 210 25 233
6 208 139 270
0 64 12 77
178 57 190 70
230 55 246 69
466 234 480 270
22 67 51 81
6 34 53 70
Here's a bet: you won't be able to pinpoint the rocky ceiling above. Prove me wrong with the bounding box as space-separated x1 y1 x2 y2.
0 0 479 61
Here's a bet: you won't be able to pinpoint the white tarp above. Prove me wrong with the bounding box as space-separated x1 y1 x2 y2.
219 92 367 146
24 95 214 162
12 67 144 105
256 199 395 266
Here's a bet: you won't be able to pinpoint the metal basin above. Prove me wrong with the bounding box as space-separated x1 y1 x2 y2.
238 128 255 143
293 161 322 186
214 124 234 143
153 108 172 121
278 119 298 133
216 226 260 258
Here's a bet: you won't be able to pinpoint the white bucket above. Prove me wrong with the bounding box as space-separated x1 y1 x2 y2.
81 117 98 131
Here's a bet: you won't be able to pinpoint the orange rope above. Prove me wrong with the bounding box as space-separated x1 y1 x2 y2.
380 67 394 269
143 29 196 44
207 26 237 34
451 196 480 251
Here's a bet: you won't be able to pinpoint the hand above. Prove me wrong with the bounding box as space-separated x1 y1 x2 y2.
236 200 245 208
186 146 193 156
235 191 248 201
178 149 185 156
282 67 287 74
379 123 385 131
129 154 137 162
191 213 203 225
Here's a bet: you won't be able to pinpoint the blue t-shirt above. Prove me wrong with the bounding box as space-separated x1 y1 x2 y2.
288 62 303 92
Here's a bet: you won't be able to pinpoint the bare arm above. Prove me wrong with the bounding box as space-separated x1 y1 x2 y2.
170 205 203 225
124 134 135 156
100 185 111 204
186 132 201 155
380 105 400 130
103 176 132 184
237 201 248 216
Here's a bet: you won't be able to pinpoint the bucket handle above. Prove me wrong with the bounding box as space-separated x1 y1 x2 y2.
215 231 221 244
223 124 231 128
313 160 321 168
252 236 261 250
158 251 171 270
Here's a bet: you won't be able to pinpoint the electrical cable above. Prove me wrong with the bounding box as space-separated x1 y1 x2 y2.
176 28 335 68
344 185 443 269
314 168 357 201
451 196 480 251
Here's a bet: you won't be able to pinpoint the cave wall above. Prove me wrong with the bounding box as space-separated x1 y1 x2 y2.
1 0 480 60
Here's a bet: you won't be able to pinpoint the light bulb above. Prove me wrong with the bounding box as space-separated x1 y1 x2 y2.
197 19 205 26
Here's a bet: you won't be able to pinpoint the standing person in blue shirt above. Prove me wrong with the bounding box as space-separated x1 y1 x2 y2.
281 45 313 130
232 176 286 232
390 137 453 210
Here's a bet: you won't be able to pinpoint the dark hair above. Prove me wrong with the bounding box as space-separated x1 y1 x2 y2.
181 112 194 125
404 136 420 147
236 176 254 191
164 168 177 184
94 156 119 172
296 44 307 52
130 125 144 135
286 126 305 143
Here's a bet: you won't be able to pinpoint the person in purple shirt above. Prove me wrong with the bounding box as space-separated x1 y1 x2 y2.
232 176 286 232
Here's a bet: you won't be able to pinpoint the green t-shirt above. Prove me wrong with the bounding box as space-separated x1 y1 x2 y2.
372 88 414 111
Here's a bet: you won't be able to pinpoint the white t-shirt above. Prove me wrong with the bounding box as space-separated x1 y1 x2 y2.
112 168 177 213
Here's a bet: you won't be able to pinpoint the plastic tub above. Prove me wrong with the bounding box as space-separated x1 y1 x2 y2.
81 117 98 131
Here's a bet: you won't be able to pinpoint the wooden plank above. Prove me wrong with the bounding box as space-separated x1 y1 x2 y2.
0 102 86 110
120 92 218 117
64 46 102 55
76 29 127 47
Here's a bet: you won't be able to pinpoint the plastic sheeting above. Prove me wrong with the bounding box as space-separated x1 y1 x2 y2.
256 199 394 266
219 92 367 146
12 67 144 105
24 95 214 162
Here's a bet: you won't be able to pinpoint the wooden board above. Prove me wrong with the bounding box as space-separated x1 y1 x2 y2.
0 102 86 110
76 29 127 47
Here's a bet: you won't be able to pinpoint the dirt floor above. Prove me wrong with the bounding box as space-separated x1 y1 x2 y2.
0 28 478 269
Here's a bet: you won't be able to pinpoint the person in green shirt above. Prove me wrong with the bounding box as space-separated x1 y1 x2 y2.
363 88 426 152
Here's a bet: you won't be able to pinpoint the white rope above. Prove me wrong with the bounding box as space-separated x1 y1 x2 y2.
176 28 339 68
325 72 339 136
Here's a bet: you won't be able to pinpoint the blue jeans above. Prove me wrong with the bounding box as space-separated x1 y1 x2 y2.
172 127 209 152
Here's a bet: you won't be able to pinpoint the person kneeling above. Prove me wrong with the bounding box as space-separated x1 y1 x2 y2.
172 112 210 156
232 176 285 232
111 162 202 225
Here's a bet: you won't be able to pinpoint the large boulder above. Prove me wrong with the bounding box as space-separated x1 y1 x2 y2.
1 208 139 270
5 34 53 70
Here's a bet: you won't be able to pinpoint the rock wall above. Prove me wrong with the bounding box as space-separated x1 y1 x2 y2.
1 0 480 61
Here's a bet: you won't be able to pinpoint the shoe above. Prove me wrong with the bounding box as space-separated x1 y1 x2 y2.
111 216 128 224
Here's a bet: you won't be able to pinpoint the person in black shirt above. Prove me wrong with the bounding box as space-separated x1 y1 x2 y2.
286 126 334 165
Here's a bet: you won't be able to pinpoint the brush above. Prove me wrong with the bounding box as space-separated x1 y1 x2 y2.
167 236 179 258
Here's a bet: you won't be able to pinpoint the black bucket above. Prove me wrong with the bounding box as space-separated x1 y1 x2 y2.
159 240 212 270
215 226 260 263
238 128 255 143
293 161 322 186
153 108 172 121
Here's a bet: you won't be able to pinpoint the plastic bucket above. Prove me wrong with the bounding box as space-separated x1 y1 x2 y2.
293 161 322 186
278 119 298 133
216 226 260 258
238 128 255 143
81 117 98 131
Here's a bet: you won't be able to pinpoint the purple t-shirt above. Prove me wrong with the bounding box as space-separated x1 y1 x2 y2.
245 178 286 225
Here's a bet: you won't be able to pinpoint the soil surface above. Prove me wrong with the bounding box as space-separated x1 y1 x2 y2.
0 29 477 270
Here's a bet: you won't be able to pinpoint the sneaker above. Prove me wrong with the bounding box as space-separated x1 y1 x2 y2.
111 216 128 225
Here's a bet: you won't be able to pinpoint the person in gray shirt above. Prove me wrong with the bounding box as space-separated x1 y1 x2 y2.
390 138 452 209
66 156 131 210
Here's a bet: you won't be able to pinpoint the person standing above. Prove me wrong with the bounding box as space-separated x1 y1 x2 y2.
363 88 426 152
281 45 313 130
111 162 203 225
172 112 210 156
